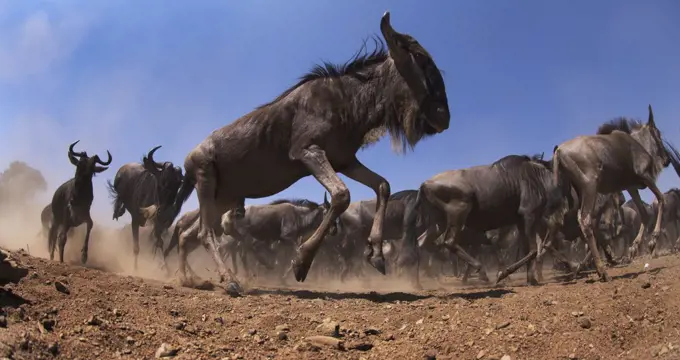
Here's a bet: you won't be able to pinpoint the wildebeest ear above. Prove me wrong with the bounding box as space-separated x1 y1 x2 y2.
647 104 656 128
323 192 330 207
94 165 109 173
553 145 558 154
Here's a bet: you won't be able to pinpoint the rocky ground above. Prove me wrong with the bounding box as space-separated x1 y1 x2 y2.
1 248 680 360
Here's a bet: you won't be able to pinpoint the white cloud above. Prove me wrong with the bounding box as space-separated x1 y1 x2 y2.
0 7 93 83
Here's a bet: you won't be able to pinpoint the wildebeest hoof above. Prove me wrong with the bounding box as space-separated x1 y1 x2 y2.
225 281 242 297
80 251 88 265
291 258 310 282
494 271 505 285
369 255 386 275
600 272 612 282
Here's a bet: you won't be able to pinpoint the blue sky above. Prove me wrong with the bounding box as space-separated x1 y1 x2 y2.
1 0 679 227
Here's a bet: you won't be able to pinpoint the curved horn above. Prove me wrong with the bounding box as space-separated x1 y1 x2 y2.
380 12 406 43
648 104 656 128
69 140 86 157
147 145 163 167
96 150 113 166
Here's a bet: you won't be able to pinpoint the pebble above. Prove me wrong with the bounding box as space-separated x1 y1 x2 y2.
316 318 340 337
477 349 487 359
155 343 178 358
305 335 345 350
578 317 592 329
642 281 652 289
501 356 512 360
54 281 70 295
126 336 135 344
424 349 437 359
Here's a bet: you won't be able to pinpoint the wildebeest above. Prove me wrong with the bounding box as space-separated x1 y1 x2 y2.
536 190 626 279
221 197 332 282
552 105 680 282
331 190 427 284
160 12 450 292
48 141 112 264
404 154 567 286
107 145 184 270
161 206 277 284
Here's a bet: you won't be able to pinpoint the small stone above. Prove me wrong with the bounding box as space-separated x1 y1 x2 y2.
416 318 424 325
85 315 102 326
113 309 122 317
247 329 257 336
642 282 651 289
501 356 512 360
568 354 577 359
41 318 56 332
126 336 135 344
364 327 381 335
350 342 374 351
571 311 584 317
441 315 450 321
496 321 511 329
122 348 132 355
658 346 669 356
424 349 437 359
48 342 59 356
578 317 592 329
316 318 340 337
661 286 670 292
277 331 288 341
54 281 70 295
173 322 186 330
305 335 345 350
275 324 290 333
155 343 178 358
384 333 395 341
484 328 494 335
477 349 487 359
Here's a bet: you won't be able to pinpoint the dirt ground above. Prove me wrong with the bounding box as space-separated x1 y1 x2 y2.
2 242 680 360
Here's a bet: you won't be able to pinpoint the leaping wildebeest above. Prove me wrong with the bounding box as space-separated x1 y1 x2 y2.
552 105 680 282
48 140 112 264
404 154 568 286
107 145 184 270
158 12 450 292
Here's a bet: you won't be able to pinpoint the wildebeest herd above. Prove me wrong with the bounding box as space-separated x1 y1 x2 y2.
36 13 680 296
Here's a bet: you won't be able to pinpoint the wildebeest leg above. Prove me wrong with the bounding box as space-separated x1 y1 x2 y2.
577 186 610 282
48 223 58 261
177 219 200 286
291 146 350 282
57 225 69 263
195 167 240 293
80 217 94 265
643 182 665 257
130 220 141 271
627 189 650 259
342 159 390 275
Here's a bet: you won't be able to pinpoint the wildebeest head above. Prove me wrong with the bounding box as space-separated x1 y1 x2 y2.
68 140 112 177
598 105 680 177
141 145 184 199
380 12 450 146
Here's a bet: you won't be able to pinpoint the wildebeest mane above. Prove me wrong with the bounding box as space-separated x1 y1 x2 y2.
257 37 388 110
389 189 418 202
268 198 320 210
596 117 644 135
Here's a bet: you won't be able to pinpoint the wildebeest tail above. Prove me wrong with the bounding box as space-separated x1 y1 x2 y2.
547 145 569 227
106 179 126 220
